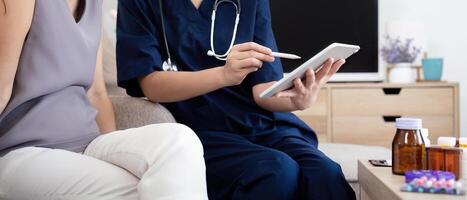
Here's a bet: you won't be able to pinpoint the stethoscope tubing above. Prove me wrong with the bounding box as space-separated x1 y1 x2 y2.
207 0 241 61
159 0 242 71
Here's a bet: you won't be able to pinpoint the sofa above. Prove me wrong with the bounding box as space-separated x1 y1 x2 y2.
104 36 391 199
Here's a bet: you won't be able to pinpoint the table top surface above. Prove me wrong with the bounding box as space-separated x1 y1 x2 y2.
358 160 466 200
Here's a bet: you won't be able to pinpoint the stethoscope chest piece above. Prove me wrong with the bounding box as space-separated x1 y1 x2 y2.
162 59 178 72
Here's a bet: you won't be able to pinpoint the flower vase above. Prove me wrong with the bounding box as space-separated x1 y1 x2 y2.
388 63 416 83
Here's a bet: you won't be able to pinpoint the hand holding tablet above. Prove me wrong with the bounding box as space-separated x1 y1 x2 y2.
260 43 360 99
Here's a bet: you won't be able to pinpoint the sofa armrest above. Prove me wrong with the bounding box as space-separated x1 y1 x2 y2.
110 96 176 130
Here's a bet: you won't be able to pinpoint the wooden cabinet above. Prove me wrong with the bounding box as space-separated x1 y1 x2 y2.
294 89 330 142
293 83 460 148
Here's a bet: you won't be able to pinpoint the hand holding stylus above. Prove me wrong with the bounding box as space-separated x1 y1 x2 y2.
221 42 275 86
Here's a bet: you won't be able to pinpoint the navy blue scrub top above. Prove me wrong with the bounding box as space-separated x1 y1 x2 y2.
117 0 315 138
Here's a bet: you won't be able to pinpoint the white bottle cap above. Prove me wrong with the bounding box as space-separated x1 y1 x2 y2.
396 118 422 130
437 137 457 147
459 137 467 148
421 128 431 147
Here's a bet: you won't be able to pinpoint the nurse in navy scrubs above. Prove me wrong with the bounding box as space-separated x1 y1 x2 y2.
116 0 356 199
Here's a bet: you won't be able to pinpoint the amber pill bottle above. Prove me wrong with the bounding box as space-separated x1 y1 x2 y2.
392 118 426 175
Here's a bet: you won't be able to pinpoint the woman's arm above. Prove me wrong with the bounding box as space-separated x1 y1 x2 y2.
139 42 274 103
252 59 345 112
0 0 35 114
87 42 116 134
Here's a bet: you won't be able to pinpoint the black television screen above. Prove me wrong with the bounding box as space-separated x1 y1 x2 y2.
269 0 379 73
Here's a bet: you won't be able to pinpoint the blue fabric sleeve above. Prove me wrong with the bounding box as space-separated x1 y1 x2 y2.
245 0 284 88
116 0 164 97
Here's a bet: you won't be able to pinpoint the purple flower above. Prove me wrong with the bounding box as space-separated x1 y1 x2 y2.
381 35 421 64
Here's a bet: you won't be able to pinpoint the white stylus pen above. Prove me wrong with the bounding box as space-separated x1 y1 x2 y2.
270 52 302 60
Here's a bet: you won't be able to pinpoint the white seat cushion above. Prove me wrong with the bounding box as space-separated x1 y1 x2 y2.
319 143 391 182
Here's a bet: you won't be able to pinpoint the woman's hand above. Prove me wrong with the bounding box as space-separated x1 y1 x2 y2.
221 42 275 86
275 58 346 110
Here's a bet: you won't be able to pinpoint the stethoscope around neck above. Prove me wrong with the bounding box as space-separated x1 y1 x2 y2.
159 0 242 71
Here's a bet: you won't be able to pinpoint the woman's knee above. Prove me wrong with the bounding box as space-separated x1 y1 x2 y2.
133 123 203 152
136 124 208 199
86 123 205 177
141 123 205 163
160 123 203 155
300 155 354 199
173 123 204 152
264 151 300 183
324 159 343 177
309 156 345 182
237 150 299 199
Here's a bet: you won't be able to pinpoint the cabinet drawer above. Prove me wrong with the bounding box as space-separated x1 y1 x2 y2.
294 89 328 142
294 89 328 116
332 116 454 148
298 115 328 142
332 88 454 116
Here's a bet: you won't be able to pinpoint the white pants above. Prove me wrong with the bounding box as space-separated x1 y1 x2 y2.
0 123 208 200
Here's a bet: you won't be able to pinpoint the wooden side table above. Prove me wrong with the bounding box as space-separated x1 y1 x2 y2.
358 160 466 200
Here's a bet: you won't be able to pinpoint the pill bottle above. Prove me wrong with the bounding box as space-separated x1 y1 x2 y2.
427 146 445 171
392 118 426 175
460 137 467 180
445 148 462 180
429 137 463 180
438 137 457 148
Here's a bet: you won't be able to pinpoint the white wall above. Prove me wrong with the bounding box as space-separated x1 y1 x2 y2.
380 0 467 136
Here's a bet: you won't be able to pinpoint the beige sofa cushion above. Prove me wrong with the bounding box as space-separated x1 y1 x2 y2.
319 143 391 182
111 96 176 130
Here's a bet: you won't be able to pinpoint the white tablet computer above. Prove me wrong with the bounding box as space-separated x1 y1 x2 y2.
259 43 360 99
